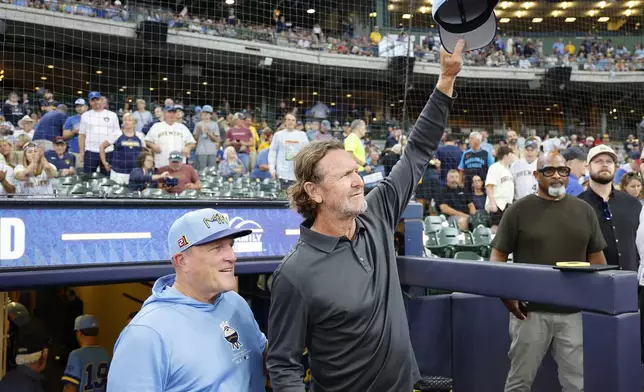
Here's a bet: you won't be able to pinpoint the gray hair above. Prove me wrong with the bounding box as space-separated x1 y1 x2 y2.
469 131 482 142
350 119 365 131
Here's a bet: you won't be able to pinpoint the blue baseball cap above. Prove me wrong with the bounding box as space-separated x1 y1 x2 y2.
163 105 177 112
201 105 214 113
74 315 99 331
168 209 252 256
74 98 87 106
194 106 202 113
88 91 102 100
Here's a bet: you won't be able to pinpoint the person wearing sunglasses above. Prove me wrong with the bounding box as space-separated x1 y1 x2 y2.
579 144 641 273
491 151 607 392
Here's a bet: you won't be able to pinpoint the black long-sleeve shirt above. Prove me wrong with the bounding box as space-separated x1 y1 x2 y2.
266 89 454 392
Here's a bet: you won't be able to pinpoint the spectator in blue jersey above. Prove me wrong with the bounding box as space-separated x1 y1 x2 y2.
32 105 68 151
107 208 267 392
436 133 463 185
250 146 272 181
99 113 145 185
63 99 88 154
614 151 641 185
142 106 163 135
44 137 76 177
128 151 169 192
458 131 494 194
61 315 110 392
0 319 50 392
562 146 587 197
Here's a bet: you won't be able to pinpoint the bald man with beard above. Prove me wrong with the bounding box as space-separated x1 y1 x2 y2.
491 151 606 392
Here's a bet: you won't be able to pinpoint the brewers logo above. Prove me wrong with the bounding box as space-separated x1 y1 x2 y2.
220 321 242 350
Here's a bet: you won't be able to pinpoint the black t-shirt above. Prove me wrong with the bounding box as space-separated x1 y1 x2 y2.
436 186 472 215
492 194 607 313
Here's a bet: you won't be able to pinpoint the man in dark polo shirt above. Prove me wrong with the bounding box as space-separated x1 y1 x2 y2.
266 41 464 392
491 151 606 392
579 144 641 272
436 169 475 230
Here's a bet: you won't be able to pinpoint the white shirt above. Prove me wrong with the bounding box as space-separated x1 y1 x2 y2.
510 158 538 201
268 129 309 181
14 163 56 195
80 109 121 153
145 121 196 168
485 162 514 211
635 207 644 286
0 163 15 195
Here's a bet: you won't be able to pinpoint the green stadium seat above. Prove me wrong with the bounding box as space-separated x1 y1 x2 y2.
454 251 484 261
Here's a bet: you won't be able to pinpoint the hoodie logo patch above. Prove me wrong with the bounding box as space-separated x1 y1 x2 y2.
220 321 242 350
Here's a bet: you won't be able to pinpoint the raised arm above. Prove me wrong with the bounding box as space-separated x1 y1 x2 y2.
366 40 463 228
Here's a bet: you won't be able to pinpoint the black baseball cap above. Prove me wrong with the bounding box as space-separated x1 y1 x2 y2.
17 319 50 356
562 147 587 162
169 151 183 162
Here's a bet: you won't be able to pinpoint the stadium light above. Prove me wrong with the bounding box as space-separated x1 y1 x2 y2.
330 102 336 106
560 2 569 9
628 1 636 7
149 88 155 91
202 81 208 85
119 88 124 92
399 99 404 103
369 12 377 18
546 107 551 111
298 100 304 104
598 1 606 8
402 14 412 19
162 77 168 81
631 110 635 113
291 97 296 102
565 17 576 22
40 76 47 80
47 64 54 69
313 91 318 95
346 94 352 98
522 2 533 9
121 86 127 89
552 10 561 17
500 18 511 23
515 10 524 18
77 91 82 94
588 9 597 16
532 17 543 23
625 9 632 16
186 91 191 95
519 111 524 115
95 70 103 74
501 2 510 9
419 6 429 13
307 8 315 14
598 16 610 22
390 103 395 107
34 87 39 90
388 4 394 10
225 0 234 4
85 81 89 84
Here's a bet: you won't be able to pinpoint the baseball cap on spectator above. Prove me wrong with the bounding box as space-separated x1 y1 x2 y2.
17 115 35 128
53 136 66 145
524 140 538 150
17 319 50 356
587 144 618 165
344 122 351 126
164 105 177 112
234 112 247 120
169 151 183 162
88 91 102 100
629 150 641 161
74 315 99 331
586 136 595 143
194 106 202 113
167 208 252 256
321 120 331 129
174 105 184 111
562 147 587 162
432 0 499 54
201 105 214 113
75 98 87 106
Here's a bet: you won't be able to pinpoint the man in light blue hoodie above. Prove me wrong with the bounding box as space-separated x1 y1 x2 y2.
107 208 267 392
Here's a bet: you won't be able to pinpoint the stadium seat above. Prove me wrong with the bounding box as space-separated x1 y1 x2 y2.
454 251 484 261
105 186 132 198
178 190 200 199
141 188 169 199
69 184 93 198
425 227 460 258
424 216 444 235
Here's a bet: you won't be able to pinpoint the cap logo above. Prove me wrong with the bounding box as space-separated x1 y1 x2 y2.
203 213 229 229
177 235 189 248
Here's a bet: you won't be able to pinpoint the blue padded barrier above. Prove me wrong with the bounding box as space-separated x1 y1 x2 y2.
397 256 638 315
406 295 452 379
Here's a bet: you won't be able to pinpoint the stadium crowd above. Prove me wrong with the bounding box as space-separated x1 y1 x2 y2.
4 0 644 71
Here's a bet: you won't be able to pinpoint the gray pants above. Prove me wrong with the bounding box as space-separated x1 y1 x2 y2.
505 312 583 392
195 154 218 170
